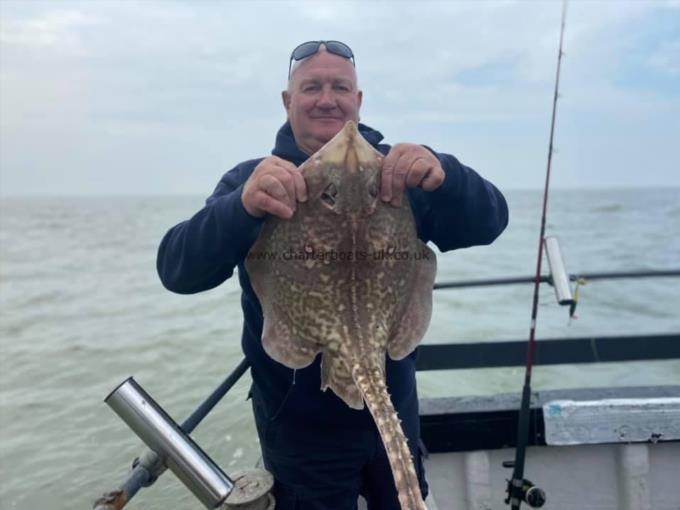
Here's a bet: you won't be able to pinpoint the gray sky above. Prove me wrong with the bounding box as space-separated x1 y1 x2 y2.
1 0 678 196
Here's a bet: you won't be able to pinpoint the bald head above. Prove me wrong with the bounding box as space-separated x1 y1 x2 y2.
282 48 363 155
287 46 358 91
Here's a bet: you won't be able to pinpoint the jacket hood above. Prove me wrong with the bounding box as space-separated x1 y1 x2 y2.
271 121 385 166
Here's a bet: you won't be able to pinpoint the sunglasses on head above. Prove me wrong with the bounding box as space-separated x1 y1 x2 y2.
288 40 355 78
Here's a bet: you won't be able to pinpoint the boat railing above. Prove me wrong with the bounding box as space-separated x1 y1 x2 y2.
93 267 680 509
434 268 680 290
416 333 680 371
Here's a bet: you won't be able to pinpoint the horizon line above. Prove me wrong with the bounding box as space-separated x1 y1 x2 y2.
2 184 679 200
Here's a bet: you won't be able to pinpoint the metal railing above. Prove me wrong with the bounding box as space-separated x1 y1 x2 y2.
93 267 680 508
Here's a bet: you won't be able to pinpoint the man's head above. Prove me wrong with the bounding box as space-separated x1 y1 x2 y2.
282 41 363 156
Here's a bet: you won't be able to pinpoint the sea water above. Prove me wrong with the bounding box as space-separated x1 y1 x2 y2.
1 188 679 509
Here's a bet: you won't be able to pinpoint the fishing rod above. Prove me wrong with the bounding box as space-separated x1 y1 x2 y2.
504 2 568 508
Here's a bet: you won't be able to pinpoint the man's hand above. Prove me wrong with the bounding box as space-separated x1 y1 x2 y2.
381 143 445 206
242 156 307 219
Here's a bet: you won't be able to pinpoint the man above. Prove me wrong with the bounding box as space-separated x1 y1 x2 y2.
157 41 508 509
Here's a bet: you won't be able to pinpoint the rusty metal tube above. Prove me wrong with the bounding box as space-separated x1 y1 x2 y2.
93 450 162 510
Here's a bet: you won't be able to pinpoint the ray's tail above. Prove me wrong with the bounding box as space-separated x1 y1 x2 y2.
351 363 427 510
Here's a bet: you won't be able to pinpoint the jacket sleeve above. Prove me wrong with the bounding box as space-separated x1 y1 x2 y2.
156 160 265 294
410 151 509 251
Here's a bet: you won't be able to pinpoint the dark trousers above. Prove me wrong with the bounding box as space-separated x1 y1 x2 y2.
251 392 428 510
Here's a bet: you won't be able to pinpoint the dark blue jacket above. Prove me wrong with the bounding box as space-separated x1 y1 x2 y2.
157 122 508 430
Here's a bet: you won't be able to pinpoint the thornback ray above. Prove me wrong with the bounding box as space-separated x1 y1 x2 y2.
246 120 436 510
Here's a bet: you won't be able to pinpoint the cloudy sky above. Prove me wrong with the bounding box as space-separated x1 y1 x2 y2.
0 0 678 196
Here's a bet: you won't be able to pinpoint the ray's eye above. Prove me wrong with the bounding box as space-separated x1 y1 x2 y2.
321 183 338 207
368 182 378 199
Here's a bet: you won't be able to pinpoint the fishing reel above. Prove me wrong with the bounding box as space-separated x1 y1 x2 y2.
503 461 546 508
504 478 546 508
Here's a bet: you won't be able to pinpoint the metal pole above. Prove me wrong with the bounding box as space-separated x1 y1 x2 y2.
106 378 234 508
94 358 250 510
433 268 680 290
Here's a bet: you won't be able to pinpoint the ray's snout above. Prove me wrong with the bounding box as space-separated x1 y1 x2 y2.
315 121 383 174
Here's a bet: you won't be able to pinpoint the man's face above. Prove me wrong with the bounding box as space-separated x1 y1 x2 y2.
282 50 363 155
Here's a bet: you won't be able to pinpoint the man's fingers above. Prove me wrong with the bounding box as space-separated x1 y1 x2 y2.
404 157 444 191
272 157 298 173
382 145 447 207
390 151 431 206
252 190 294 219
381 145 407 201
274 171 298 210
381 157 395 203
291 168 307 203
261 172 304 218
405 157 428 188
260 174 289 200
272 159 307 204
243 157 307 218
421 166 445 191
389 153 413 206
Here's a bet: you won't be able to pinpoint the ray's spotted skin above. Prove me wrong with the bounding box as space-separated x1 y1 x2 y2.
246 121 435 510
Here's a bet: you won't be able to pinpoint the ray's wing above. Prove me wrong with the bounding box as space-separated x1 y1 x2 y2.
386 242 437 360
361 193 438 362
246 222 324 368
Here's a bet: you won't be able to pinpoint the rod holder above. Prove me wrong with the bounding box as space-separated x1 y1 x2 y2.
544 236 574 306
105 377 233 508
